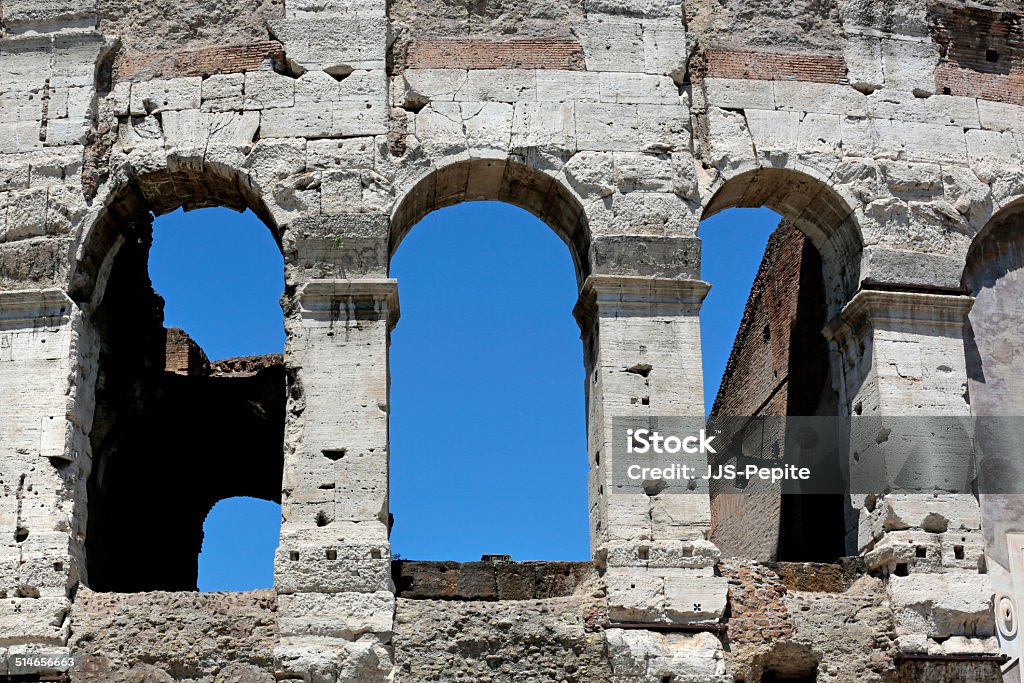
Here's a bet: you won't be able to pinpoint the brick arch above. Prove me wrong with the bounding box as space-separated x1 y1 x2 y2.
69 166 280 308
389 158 591 287
701 167 863 315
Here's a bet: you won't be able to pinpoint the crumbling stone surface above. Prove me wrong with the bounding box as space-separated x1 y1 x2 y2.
98 0 285 81
393 560 596 600
393 587 614 681
70 588 278 682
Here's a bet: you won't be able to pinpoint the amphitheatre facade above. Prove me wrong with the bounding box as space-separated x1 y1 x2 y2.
1 0 1024 680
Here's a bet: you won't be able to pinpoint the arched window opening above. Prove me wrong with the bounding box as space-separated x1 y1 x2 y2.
703 207 846 563
964 204 1024 418
84 206 284 592
198 497 282 591
964 202 1024 579
388 202 588 562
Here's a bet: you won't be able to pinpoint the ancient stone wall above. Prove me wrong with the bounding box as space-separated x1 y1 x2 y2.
0 0 1022 679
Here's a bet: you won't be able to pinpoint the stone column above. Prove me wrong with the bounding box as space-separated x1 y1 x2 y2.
575 275 727 625
274 278 398 682
0 289 94 663
826 289 996 655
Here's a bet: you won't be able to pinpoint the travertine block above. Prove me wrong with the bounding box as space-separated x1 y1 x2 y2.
129 78 201 115
279 591 395 639
275 540 392 594
574 21 645 73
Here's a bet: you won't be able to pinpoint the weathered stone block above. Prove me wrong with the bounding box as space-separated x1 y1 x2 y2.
129 78 201 115
279 591 395 639
275 541 392 594
269 15 387 73
575 21 645 73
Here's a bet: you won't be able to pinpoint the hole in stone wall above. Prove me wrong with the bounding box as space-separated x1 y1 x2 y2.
290 551 300 561
895 562 909 577
916 546 927 558
643 480 668 496
954 545 965 560
389 202 587 562
14 528 28 543
315 511 330 527
326 549 337 560
755 641 820 682
84 207 285 592
323 449 346 461
624 363 652 377
986 49 999 62
638 546 650 561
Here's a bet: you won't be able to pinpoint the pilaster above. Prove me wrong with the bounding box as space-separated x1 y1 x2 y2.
276 278 398 683
0 289 89 657
576 275 727 625
826 288 996 657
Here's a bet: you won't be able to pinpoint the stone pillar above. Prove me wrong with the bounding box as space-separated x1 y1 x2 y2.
0 289 94 663
274 279 397 683
575 275 727 625
826 289 996 655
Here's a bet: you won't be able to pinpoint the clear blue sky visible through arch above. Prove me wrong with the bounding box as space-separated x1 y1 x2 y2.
388 202 588 562
148 202 782 589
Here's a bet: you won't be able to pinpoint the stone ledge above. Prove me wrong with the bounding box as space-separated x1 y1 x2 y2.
392 560 596 600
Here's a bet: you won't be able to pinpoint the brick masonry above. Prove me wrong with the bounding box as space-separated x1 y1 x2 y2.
115 41 286 82
931 4 1024 105
720 560 795 645
704 49 847 84
404 39 585 71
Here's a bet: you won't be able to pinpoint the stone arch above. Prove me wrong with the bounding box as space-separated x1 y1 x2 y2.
963 197 1024 418
69 170 286 592
70 165 280 308
962 199 1024 603
702 167 861 563
701 167 863 315
389 159 591 286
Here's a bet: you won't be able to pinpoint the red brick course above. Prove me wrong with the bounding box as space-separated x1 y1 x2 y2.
704 49 847 84
405 39 585 71
115 41 285 82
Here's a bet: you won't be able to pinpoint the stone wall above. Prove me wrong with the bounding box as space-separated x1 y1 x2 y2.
0 0 1022 679
71 588 278 682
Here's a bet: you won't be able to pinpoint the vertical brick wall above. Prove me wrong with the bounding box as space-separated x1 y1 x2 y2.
165 327 209 376
719 560 795 645
709 222 806 561
708 221 842 562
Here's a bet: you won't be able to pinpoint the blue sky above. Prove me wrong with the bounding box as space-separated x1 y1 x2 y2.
148 202 779 591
